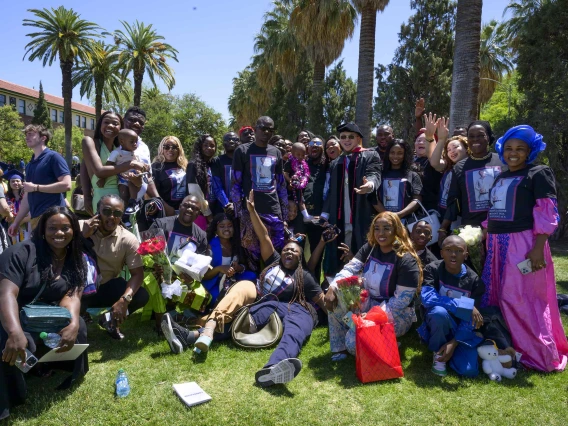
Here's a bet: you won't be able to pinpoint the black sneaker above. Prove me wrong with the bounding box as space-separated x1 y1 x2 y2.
98 314 124 340
125 198 139 215
255 358 302 387
161 313 197 354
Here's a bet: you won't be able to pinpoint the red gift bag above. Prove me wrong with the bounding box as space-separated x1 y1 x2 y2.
354 307 404 383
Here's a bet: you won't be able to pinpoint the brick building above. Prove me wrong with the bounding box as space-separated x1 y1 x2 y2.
0 79 97 138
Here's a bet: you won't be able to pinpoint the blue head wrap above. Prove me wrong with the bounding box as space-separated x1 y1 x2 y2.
495 125 546 165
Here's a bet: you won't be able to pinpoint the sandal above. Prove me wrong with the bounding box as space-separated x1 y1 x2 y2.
193 321 216 354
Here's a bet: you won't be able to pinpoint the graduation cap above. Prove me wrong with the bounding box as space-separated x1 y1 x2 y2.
336 122 363 138
4 169 25 182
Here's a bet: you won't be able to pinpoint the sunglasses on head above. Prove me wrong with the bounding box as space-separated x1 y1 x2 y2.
340 134 356 140
163 144 179 151
308 141 323 147
101 208 123 218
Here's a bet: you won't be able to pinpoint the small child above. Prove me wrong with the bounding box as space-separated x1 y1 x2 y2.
417 235 485 377
100 129 149 214
409 220 438 267
283 142 311 221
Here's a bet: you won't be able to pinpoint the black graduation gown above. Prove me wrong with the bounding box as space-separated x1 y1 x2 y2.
322 149 382 275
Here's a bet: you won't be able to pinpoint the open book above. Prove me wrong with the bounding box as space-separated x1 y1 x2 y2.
172 382 211 407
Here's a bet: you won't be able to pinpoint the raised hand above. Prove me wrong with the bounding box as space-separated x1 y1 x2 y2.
246 189 255 212
415 98 425 118
354 176 374 194
437 117 450 142
425 112 439 139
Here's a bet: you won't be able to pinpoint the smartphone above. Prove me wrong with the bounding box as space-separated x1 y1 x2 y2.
2 349 38 373
517 258 532 275
312 217 328 226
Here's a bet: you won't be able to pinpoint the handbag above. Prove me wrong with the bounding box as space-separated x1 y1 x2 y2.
72 193 87 216
19 281 72 333
406 199 441 246
231 295 283 349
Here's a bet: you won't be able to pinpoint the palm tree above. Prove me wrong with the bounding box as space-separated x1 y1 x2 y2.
114 21 179 107
352 0 390 145
291 0 357 135
448 0 483 132
23 6 101 166
503 0 550 53
228 68 268 128
478 20 514 108
72 42 131 122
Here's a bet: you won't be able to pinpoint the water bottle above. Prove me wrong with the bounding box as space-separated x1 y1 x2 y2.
115 369 130 397
40 332 61 349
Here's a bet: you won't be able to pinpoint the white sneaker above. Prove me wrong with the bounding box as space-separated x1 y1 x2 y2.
255 358 302 387
432 352 447 376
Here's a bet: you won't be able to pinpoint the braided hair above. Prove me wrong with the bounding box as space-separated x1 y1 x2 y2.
191 134 215 195
258 241 310 311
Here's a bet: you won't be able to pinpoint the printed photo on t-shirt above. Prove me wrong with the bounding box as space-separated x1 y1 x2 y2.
166 168 187 202
465 166 502 212
439 171 452 209
382 178 406 212
167 232 197 258
488 176 524 221
250 155 276 192
260 266 293 296
363 257 394 298
439 281 471 299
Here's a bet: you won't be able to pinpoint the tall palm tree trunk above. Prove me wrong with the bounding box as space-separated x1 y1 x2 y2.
309 60 326 136
95 81 103 123
449 0 483 131
60 58 74 167
355 5 377 147
133 70 144 107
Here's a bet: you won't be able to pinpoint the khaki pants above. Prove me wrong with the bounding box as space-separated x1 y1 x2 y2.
204 280 257 333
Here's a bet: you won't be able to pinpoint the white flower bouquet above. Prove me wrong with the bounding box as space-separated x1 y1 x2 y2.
454 225 483 275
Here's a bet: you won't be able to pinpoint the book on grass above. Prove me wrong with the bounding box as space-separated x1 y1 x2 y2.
172 382 211 407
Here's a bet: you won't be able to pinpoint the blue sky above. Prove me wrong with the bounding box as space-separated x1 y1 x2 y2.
0 0 511 120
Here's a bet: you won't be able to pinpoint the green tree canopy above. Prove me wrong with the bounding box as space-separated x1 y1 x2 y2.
323 60 356 136
0 106 29 163
50 125 84 159
31 81 52 129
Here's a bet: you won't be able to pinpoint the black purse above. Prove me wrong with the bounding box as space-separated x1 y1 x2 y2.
19 281 72 333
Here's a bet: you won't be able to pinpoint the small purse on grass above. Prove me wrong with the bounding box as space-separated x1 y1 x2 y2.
19 281 72 333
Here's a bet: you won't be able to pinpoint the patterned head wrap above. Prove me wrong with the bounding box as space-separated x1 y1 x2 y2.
495 125 546 164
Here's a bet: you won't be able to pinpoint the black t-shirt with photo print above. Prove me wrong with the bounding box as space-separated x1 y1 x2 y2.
232 142 284 216
354 243 420 300
414 157 443 211
444 153 507 226
258 251 322 303
487 164 556 234
209 154 234 204
152 162 187 210
423 260 485 308
379 169 423 218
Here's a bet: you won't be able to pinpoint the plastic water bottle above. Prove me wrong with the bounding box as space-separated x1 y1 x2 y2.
40 332 61 349
115 369 130 397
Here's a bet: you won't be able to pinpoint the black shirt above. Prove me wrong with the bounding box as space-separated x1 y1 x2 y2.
209 154 233 205
379 169 422 217
438 170 453 217
423 260 485 308
258 251 322 302
152 217 208 256
418 247 438 268
414 157 443 211
487 165 556 234
232 142 284 216
444 153 507 226
151 162 187 210
0 241 79 306
354 243 420 300
303 158 327 215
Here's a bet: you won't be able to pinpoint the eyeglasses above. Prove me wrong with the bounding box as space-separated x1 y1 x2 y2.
101 208 123 218
163 144 179 151
257 126 275 133
340 134 356 140
309 141 323 147
224 137 239 143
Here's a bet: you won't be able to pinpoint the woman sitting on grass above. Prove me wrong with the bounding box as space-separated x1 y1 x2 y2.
325 211 422 361
162 190 327 387
0 207 90 421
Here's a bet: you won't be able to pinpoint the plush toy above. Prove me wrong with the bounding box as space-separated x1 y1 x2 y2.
477 342 517 382
498 347 517 368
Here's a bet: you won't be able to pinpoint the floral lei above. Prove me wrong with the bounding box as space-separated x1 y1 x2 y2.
290 156 310 190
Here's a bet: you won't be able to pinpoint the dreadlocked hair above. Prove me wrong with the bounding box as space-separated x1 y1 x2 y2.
258 241 310 311
191 134 215 195
366 211 423 294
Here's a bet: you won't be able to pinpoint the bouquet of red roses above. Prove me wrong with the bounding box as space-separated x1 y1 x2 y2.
137 229 172 285
336 276 368 313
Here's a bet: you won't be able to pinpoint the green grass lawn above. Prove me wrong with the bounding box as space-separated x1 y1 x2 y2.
8 243 568 425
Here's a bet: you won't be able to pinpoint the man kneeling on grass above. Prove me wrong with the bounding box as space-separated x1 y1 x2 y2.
417 235 485 377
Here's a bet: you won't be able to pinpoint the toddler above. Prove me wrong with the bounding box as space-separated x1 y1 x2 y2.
283 142 311 221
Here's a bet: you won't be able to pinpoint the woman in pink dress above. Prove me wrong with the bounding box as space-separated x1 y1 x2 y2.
482 125 568 372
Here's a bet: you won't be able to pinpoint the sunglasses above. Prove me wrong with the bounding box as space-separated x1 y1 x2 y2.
224 137 239 143
308 141 323 147
340 134 356 140
101 208 123 218
257 126 275 133
163 144 179 151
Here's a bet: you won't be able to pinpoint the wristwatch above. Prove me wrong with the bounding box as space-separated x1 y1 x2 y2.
121 294 133 304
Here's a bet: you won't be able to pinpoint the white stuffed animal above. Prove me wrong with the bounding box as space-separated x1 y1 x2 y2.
477 344 517 382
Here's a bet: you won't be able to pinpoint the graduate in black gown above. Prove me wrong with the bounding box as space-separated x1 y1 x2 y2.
321 122 382 278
